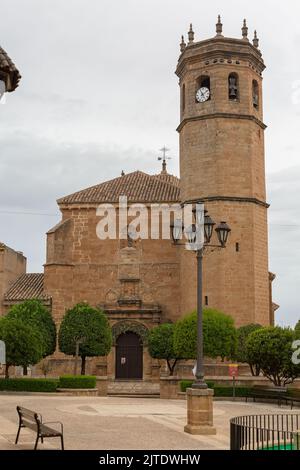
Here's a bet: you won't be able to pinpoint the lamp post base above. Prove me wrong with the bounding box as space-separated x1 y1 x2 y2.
184 387 216 436
192 380 208 390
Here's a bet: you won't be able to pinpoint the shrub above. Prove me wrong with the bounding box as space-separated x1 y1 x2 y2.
213 386 251 398
179 380 251 397
235 324 263 375
180 380 193 392
59 303 112 375
180 380 215 392
148 323 180 375
246 326 300 386
174 308 237 361
0 317 44 378
7 299 56 358
173 312 197 360
59 375 96 389
0 378 58 393
295 320 300 339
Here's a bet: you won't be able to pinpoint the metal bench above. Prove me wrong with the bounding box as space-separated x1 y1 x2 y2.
286 392 300 410
15 406 64 450
245 387 289 407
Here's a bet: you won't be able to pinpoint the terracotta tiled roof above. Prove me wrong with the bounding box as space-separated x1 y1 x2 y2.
4 273 50 301
58 170 180 205
154 172 180 187
0 46 21 92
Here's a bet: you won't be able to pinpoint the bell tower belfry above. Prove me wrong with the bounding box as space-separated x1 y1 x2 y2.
177 17 271 326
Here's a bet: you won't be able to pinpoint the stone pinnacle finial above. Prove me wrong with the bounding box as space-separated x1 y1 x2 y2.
188 23 194 44
180 35 186 52
242 19 249 40
216 15 223 37
253 30 259 48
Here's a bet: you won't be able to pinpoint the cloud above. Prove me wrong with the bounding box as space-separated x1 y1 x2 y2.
1 0 300 326
268 167 300 327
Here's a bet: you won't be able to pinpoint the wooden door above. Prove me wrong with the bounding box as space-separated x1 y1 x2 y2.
116 332 143 379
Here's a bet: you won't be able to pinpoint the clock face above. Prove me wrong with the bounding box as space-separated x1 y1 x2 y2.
196 87 210 103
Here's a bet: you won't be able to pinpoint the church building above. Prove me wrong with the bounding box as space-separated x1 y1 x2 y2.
0 17 277 381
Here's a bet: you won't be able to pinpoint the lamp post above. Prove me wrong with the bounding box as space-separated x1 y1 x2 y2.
171 202 231 433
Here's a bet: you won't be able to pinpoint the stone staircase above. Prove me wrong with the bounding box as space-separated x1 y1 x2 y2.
108 380 160 398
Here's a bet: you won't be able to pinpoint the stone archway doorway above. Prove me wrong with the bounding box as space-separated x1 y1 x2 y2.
115 332 143 380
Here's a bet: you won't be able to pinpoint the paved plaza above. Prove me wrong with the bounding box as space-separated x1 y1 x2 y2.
0 394 298 450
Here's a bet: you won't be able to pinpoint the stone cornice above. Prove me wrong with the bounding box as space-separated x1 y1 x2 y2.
183 196 270 209
58 199 180 210
3 298 52 306
176 36 265 77
43 262 75 267
177 112 267 132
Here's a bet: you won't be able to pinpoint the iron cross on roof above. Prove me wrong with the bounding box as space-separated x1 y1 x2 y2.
158 146 172 174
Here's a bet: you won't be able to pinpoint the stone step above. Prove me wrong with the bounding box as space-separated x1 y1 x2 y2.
109 394 160 399
108 380 160 396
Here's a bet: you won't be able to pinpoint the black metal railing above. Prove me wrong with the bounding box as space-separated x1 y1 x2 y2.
230 414 300 450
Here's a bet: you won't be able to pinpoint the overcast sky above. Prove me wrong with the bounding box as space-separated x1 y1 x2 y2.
1 0 300 327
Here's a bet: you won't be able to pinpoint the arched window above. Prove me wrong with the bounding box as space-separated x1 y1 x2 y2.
252 80 259 109
228 73 239 100
198 75 210 92
182 83 186 112
196 75 211 102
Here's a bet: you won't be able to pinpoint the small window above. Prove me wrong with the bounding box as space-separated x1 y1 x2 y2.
252 80 259 109
235 242 240 252
228 73 239 100
205 296 209 306
182 83 186 112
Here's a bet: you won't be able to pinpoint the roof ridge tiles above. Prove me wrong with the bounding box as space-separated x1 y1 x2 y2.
57 170 180 205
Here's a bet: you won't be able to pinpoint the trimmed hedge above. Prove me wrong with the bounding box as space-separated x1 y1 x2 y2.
0 378 58 393
180 380 215 392
180 380 193 392
59 375 96 389
213 386 251 398
287 388 300 398
179 380 252 397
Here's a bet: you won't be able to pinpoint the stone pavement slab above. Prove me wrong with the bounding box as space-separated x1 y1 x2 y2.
0 394 299 450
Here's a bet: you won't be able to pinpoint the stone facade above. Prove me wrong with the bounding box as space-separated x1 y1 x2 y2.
177 32 271 326
0 244 26 316
0 21 276 380
42 202 181 378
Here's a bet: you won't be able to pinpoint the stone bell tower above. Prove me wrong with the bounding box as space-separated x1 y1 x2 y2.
177 17 271 326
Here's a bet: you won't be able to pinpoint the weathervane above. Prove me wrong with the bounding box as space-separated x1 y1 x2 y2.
158 146 172 174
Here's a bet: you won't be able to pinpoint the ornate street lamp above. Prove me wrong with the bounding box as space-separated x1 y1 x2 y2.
216 221 231 247
171 202 231 389
0 46 21 94
204 212 215 244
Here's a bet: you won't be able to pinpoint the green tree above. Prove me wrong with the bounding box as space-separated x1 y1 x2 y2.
58 303 112 375
148 323 180 376
0 317 43 378
295 320 300 339
7 299 56 358
246 326 300 387
173 308 237 361
235 324 263 375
